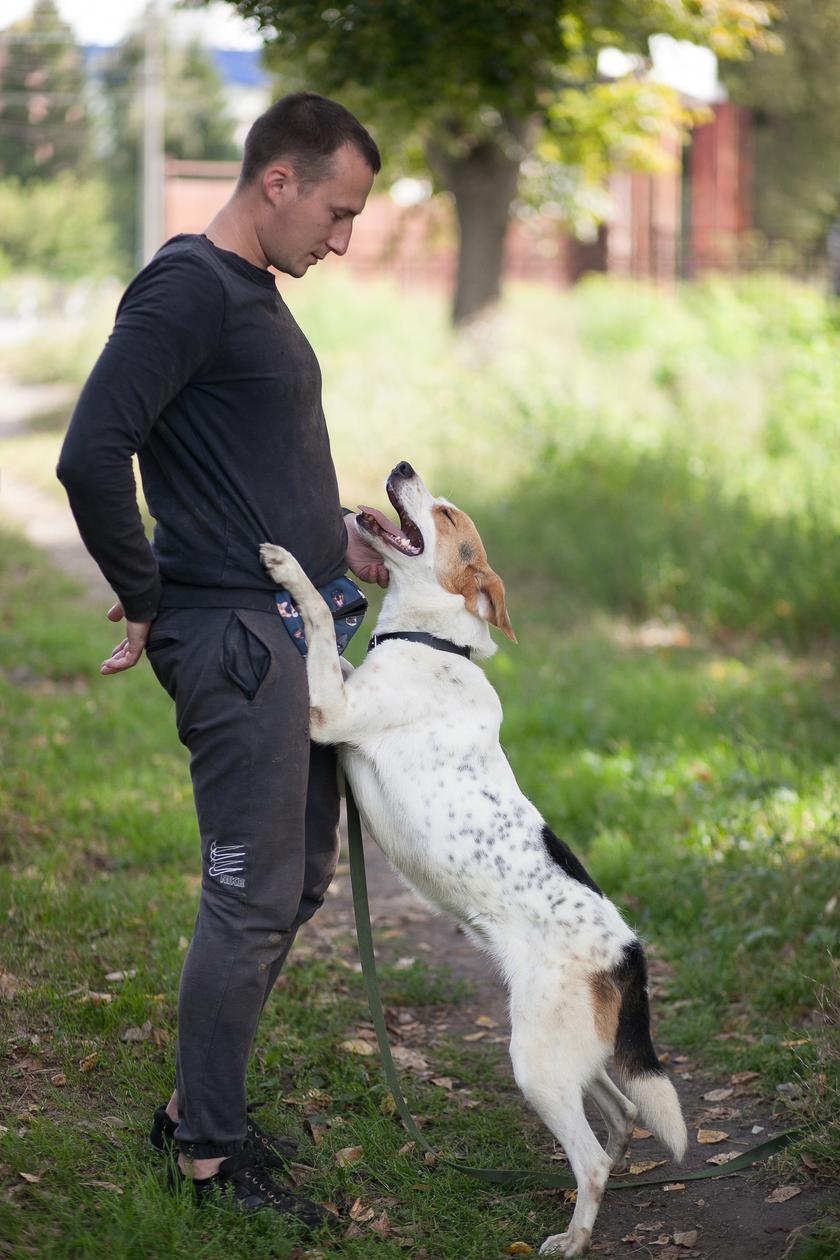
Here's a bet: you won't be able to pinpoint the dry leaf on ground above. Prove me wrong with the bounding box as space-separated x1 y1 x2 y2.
50 1073 67 1086
340 1038 376 1056
79 1052 99 1073
121 1020 152 1042
391 1046 428 1072
349 1197 376 1223
633 1127 653 1139
706 1151 740 1166
702 1088 733 1102
697 1129 729 1144
663 1183 685 1192
19 1172 41 1184
504 1245 533 1256
462 1031 486 1042
674 1229 698 1247
629 1160 666 1174
82 1180 123 1194
335 1145 364 1167
475 1015 498 1028
765 1185 802 1204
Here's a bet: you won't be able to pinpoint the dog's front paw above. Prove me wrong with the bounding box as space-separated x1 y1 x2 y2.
260 543 303 588
540 1227 591 1257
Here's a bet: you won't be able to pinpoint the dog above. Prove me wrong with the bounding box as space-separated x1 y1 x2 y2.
260 461 686 1257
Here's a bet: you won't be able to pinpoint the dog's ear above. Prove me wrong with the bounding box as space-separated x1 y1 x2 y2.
461 567 517 643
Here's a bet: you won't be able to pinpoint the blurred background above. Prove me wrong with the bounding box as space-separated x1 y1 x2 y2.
0 4 838 1255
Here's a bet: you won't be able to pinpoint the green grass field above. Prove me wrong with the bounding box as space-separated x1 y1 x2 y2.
1 272 838 1256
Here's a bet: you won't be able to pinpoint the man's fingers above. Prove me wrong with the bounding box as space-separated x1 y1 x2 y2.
106 602 125 622
100 639 138 674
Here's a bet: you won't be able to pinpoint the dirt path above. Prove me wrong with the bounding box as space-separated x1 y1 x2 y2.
1 378 824 1258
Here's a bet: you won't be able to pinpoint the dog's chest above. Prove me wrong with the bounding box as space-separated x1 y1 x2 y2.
342 653 541 916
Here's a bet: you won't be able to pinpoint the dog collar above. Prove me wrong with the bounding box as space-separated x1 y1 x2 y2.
367 631 471 660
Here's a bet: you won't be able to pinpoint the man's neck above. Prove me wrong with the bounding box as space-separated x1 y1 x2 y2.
204 198 268 271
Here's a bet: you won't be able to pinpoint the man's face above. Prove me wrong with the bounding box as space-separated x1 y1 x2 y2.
259 142 375 278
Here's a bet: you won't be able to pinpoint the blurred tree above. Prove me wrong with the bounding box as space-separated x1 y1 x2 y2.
722 0 840 261
98 30 240 268
215 0 775 325
0 0 90 182
0 174 119 278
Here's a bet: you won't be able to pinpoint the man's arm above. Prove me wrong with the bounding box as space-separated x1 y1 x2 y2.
57 250 224 663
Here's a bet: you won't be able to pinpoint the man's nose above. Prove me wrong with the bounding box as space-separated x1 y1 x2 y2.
327 219 354 256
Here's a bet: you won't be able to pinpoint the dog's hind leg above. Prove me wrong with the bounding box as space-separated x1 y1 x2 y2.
586 1071 636 1172
508 984 611 1257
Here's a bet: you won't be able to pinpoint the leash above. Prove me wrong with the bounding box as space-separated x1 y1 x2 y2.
345 784 798 1191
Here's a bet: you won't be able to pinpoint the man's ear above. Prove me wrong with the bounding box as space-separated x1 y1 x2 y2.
460 567 517 643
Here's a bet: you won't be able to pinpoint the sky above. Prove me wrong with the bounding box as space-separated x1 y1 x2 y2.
1 0 263 48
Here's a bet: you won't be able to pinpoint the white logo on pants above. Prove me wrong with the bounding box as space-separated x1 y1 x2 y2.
209 842 246 888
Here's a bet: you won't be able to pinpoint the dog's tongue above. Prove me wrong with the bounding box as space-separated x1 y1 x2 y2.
359 504 401 536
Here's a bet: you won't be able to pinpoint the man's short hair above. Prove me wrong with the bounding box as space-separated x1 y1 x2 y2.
239 91 381 190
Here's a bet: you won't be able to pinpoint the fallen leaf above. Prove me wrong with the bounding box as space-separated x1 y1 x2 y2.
344 1223 365 1241
80 991 114 1006
50 1073 67 1087
674 1230 698 1247
663 1183 685 1192
629 1160 666 1175
633 1127 653 1139
121 1020 152 1043
702 1088 733 1102
462 1031 486 1042
504 1245 533 1256
391 1046 428 1072
431 1076 454 1090
423 1151 436 1166
706 1151 740 1166
83 1180 123 1194
563 1189 577 1204
636 1221 664 1232
348 1197 376 1223
379 1092 396 1116
697 1129 729 1144
781 1039 809 1048
151 1027 169 1047
397 1141 416 1157
730 1070 760 1085
79 1052 99 1073
800 1153 818 1171
335 1145 364 1167
104 970 137 982
765 1185 801 1204
370 1211 391 1238
475 1015 498 1028
394 957 416 970
339 1038 376 1057
19 1172 41 1184
178 935 189 951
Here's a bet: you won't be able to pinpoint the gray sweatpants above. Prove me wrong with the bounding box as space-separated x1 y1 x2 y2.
147 604 339 1158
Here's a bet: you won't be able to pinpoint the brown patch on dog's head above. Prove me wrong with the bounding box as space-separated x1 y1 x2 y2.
590 971 621 1045
433 503 516 642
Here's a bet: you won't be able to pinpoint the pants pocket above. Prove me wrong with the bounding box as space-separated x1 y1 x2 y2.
221 611 272 702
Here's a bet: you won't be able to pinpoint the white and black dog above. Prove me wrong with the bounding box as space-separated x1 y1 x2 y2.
261 462 686 1257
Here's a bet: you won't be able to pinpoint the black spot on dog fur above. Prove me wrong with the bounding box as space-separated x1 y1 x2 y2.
541 825 603 895
610 939 666 1078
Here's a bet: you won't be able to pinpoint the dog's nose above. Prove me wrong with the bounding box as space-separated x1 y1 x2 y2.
393 461 415 479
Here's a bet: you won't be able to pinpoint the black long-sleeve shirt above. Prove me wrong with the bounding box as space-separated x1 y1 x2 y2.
57 233 346 621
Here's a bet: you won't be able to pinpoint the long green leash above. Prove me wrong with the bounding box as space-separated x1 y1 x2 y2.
345 785 797 1191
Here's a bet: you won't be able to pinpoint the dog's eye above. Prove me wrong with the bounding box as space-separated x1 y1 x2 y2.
440 508 455 524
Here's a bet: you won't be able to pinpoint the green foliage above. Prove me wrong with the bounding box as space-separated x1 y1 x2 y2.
0 0 90 182
723 0 840 252
0 174 120 279
96 30 240 269
221 0 777 321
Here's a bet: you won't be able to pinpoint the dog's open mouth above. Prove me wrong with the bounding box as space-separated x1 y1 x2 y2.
357 482 424 556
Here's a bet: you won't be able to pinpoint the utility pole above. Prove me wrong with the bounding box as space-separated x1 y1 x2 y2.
140 0 165 266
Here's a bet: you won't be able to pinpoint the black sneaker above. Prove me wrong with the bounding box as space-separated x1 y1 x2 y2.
149 1104 298 1165
170 1147 336 1228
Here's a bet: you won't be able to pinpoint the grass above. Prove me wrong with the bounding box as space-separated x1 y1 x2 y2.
1 271 839 1254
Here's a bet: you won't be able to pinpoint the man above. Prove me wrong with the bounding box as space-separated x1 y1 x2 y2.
57 92 386 1227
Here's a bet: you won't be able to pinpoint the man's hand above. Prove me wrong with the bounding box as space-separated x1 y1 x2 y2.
101 602 152 675
345 514 389 588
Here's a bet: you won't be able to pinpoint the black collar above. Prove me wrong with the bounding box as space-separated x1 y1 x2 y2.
367 631 471 660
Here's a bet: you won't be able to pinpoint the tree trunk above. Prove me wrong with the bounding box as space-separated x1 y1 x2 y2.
428 120 529 327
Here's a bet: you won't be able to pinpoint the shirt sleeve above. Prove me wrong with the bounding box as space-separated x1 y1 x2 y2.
57 249 225 621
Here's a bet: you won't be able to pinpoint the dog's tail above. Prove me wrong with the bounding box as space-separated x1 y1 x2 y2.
607 940 687 1162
